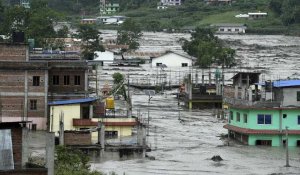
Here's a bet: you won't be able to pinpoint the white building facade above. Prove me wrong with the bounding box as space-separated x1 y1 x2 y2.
151 52 193 68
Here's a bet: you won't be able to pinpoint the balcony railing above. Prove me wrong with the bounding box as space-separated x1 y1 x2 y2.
224 97 281 108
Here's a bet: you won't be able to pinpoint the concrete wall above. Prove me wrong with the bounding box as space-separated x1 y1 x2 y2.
151 53 192 67
49 104 81 135
282 88 300 107
248 134 281 146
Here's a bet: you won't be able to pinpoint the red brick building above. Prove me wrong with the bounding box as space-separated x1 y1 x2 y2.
0 43 89 130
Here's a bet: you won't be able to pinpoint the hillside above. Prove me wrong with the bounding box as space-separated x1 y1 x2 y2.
48 0 300 35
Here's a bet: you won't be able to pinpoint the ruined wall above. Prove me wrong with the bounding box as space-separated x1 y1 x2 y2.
64 131 91 145
0 44 27 62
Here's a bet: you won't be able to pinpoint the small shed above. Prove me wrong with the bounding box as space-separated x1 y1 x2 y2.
151 51 194 67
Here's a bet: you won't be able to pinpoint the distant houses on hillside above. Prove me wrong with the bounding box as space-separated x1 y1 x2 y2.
157 0 182 9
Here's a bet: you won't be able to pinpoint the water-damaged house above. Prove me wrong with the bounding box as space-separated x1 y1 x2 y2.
224 78 300 146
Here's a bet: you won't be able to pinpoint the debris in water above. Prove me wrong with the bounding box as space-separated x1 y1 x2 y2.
211 155 223 162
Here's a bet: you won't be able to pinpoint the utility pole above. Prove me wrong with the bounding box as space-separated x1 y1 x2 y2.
285 126 290 167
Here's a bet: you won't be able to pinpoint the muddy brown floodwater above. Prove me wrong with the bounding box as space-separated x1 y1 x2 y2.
90 32 300 175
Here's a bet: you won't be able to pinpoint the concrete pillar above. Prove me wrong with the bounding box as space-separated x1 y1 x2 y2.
21 127 29 168
89 105 93 119
189 102 193 110
248 88 252 102
46 132 55 175
26 46 29 61
100 123 105 149
24 70 28 121
234 85 238 99
208 70 211 85
84 69 88 96
45 70 48 130
241 87 245 100
59 114 64 145
246 74 250 87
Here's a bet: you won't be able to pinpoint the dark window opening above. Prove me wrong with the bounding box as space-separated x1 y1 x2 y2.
283 114 287 118
182 63 188 67
74 75 81 85
156 63 162 67
298 116 300 125
256 140 272 146
64 75 70 85
53 75 59 85
33 76 40 86
244 114 248 123
236 112 240 122
297 140 300 146
105 131 118 139
297 91 300 101
283 140 287 147
230 111 233 120
235 28 239 32
30 99 37 110
220 28 224 31
228 28 232 32
81 106 90 119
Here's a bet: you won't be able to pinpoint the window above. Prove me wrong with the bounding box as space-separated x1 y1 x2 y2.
236 112 240 122
53 75 59 85
156 63 162 67
74 75 81 85
235 28 239 32
181 63 188 67
298 116 300 125
30 100 37 110
64 75 70 85
244 114 248 123
105 131 118 139
220 28 224 32
257 114 272 124
230 111 233 120
33 76 40 86
228 28 232 32
297 91 300 101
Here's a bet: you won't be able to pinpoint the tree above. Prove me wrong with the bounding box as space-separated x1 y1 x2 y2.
181 28 235 68
117 18 142 51
57 25 69 38
112 72 124 84
269 0 282 15
55 146 104 175
76 24 104 60
112 72 127 101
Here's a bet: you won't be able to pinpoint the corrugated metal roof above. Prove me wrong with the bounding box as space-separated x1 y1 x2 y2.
48 97 97 105
272 80 300 88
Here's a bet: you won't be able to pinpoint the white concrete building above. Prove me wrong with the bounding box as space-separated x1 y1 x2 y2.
151 52 194 68
93 51 114 65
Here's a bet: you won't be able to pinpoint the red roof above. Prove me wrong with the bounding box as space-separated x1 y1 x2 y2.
224 124 300 135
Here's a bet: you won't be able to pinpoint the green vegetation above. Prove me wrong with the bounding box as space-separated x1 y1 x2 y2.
55 146 105 175
112 72 127 100
181 28 235 68
117 18 143 51
76 24 104 60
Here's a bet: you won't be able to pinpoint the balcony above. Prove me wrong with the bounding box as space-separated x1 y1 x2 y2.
73 119 97 127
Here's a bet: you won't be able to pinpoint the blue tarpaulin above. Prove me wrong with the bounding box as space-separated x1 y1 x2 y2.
256 80 300 88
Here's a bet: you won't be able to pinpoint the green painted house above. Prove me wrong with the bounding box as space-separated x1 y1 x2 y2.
224 79 300 146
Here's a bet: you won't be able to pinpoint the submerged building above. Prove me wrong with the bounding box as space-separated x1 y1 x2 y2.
224 77 300 147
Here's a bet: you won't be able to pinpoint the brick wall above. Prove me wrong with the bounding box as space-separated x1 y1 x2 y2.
0 43 27 62
64 131 91 145
48 69 86 93
0 169 47 175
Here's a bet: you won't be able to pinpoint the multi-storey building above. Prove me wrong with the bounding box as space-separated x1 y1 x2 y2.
224 76 300 147
0 41 89 130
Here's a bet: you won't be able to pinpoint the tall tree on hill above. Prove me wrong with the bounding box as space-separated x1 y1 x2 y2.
117 18 142 53
181 28 235 68
77 24 104 60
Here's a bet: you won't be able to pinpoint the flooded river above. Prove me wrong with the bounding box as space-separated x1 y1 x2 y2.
91 32 300 174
